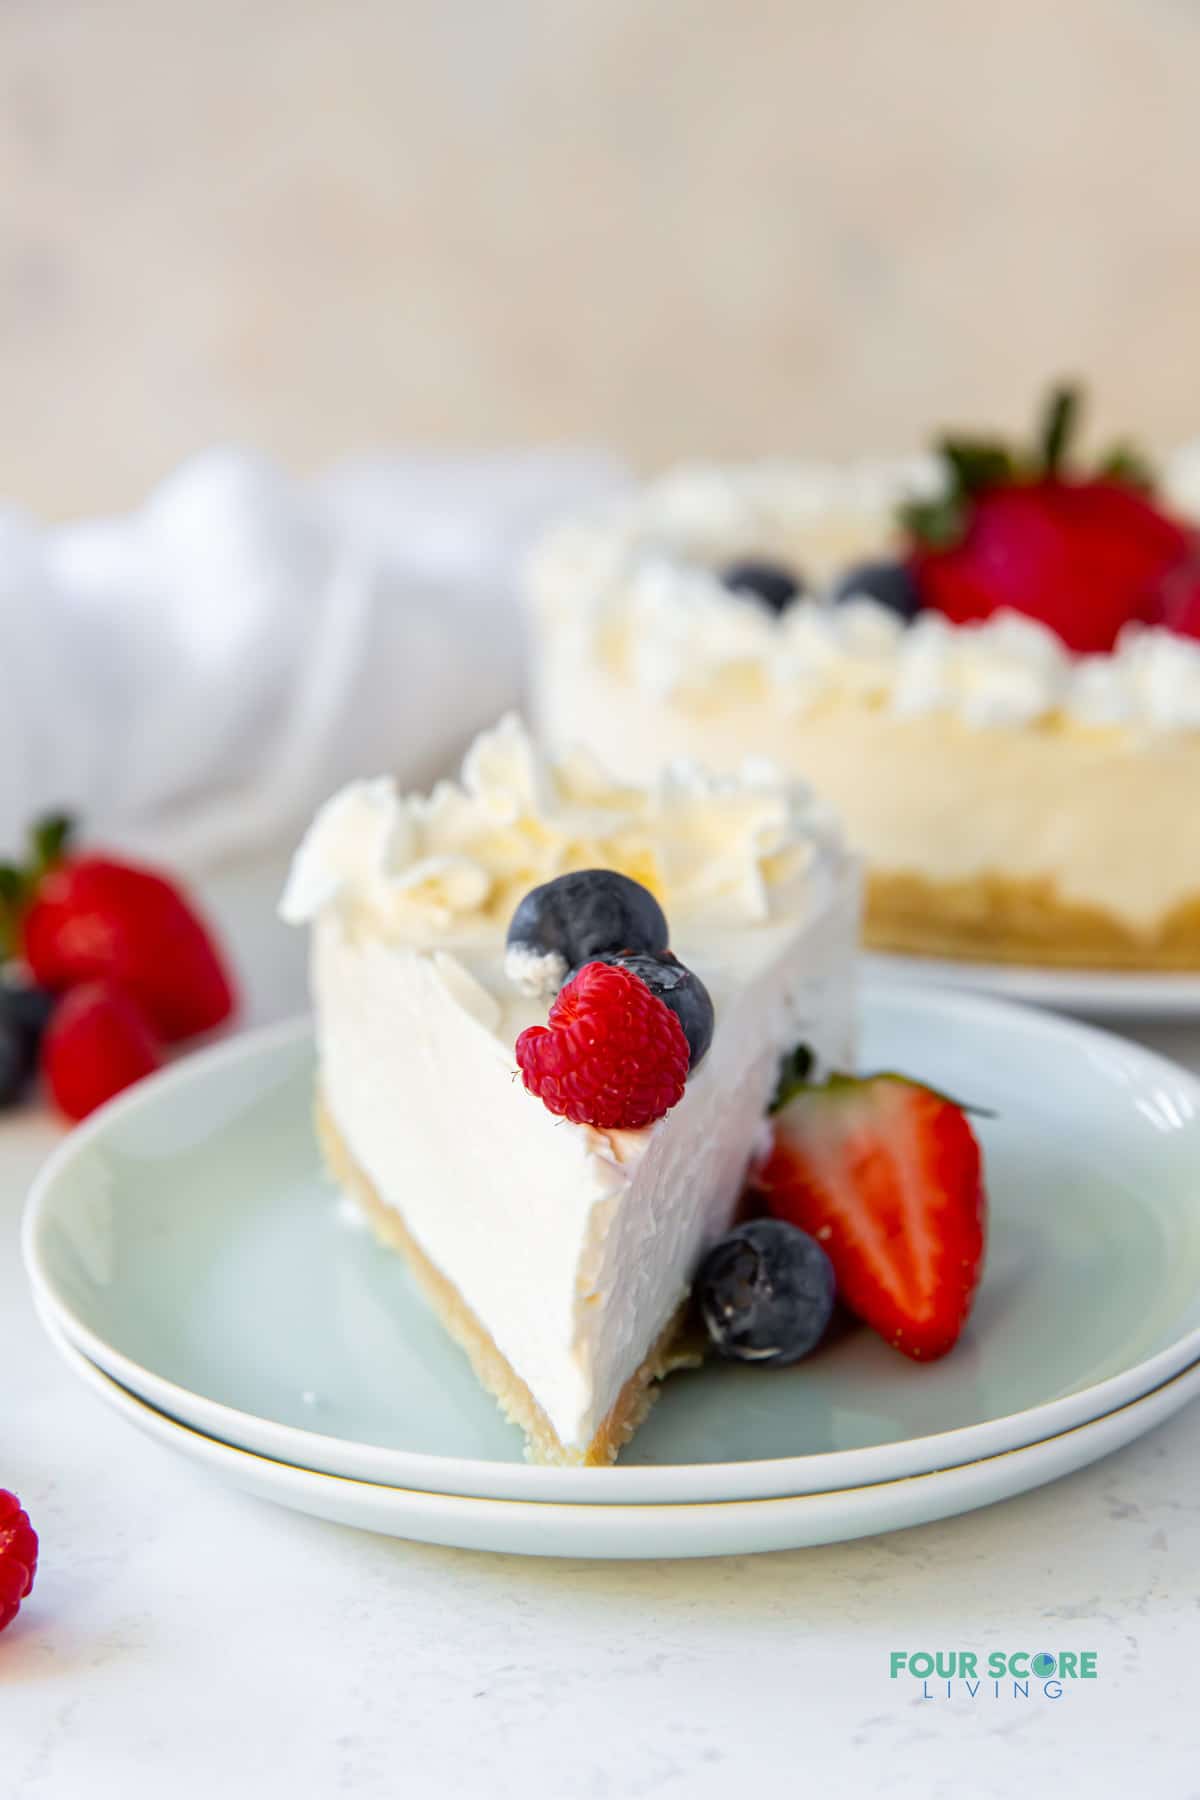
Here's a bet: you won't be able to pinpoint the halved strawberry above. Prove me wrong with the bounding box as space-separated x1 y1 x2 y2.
752 1070 987 1361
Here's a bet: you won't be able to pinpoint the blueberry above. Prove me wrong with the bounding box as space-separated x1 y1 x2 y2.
0 1020 29 1107
3 982 55 1051
695 1218 835 1365
832 559 922 621
569 950 714 1070
721 558 804 615
0 979 53 1106
506 870 669 998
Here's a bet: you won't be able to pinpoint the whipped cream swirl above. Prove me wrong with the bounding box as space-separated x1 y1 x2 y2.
531 456 1200 736
280 715 840 937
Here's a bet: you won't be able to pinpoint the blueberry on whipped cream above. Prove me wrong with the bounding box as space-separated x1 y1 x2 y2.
721 558 804 614
506 870 714 1073
832 559 922 621
504 869 669 998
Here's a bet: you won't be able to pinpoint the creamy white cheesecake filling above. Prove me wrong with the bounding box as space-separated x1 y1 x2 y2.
312 880 855 1452
535 652 1200 931
284 717 858 1455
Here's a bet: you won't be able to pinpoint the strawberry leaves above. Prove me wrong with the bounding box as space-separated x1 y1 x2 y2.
1037 383 1077 476
901 382 1162 554
769 1041 814 1112
769 1045 996 1120
30 812 74 876
0 813 75 958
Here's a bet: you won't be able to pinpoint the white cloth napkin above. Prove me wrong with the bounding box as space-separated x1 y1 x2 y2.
0 447 624 871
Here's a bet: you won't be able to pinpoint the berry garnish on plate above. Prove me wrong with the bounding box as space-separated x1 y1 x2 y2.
721 558 804 614
0 813 236 1044
566 949 714 1069
0 1490 38 1634
505 869 668 998
831 559 922 621
753 1063 987 1361
42 980 164 1122
695 1217 836 1365
515 959 690 1131
901 385 1198 654
0 813 237 1044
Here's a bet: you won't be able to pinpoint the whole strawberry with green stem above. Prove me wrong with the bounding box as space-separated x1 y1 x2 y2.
902 385 1199 654
0 814 236 1045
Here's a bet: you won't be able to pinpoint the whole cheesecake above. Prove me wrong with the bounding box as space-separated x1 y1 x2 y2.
282 717 858 1463
528 396 1200 970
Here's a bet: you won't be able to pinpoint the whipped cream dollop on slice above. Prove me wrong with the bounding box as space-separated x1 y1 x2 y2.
280 714 841 939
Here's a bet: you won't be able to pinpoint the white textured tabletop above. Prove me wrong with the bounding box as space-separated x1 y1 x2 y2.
4 861 1200 1797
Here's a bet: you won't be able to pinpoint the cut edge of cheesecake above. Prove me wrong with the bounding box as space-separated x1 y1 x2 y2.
315 1096 705 1467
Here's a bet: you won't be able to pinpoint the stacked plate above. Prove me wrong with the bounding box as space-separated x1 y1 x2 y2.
865 951 1200 1021
23 986 1200 1559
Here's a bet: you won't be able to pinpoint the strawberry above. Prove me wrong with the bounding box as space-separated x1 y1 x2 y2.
1155 560 1200 640
1 816 236 1043
41 981 164 1121
752 1065 987 1362
903 387 1197 655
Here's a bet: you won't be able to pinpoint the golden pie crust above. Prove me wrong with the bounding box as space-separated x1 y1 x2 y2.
865 871 1200 970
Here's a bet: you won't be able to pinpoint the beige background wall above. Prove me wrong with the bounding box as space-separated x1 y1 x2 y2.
2 0 1199 517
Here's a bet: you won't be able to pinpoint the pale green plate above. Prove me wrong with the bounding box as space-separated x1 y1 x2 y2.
36 1310 1200 1557
24 983 1200 1504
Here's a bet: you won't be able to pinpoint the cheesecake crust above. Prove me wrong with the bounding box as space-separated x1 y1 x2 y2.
315 1096 702 1467
866 870 1200 970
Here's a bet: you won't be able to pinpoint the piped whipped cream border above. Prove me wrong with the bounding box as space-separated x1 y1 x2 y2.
280 714 843 938
530 451 1200 735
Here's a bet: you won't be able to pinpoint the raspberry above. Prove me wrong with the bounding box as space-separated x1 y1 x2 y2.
0 1490 38 1634
516 960 690 1130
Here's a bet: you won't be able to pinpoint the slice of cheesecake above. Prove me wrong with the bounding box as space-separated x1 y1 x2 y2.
281 717 858 1465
